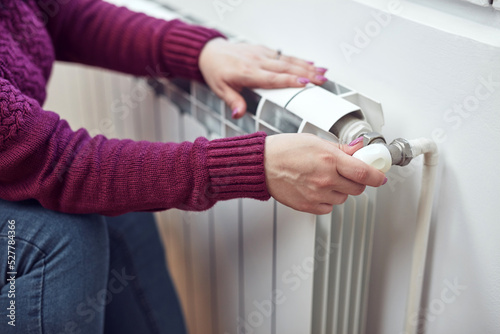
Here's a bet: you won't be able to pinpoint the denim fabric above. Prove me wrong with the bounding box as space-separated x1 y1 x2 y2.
0 199 186 334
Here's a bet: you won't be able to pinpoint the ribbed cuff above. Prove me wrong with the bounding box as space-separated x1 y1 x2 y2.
161 20 226 81
206 132 271 202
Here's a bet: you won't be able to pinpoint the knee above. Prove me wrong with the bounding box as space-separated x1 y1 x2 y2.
40 210 109 264
0 199 109 265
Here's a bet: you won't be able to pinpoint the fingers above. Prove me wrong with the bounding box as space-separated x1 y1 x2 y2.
338 137 364 156
257 45 328 85
217 84 247 119
335 137 388 187
322 190 349 205
331 177 367 196
261 59 327 86
240 69 321 90
336 153 387 187
311 191 349 215
279 54 315 68
250 69 307 88
314 203 335 215
260 45 316 68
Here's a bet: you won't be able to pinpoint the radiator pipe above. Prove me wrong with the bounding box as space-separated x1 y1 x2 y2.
351 136 438 334
403 138 439 334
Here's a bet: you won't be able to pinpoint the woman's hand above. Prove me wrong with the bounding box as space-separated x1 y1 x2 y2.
199 38 328 119
264 134 387 215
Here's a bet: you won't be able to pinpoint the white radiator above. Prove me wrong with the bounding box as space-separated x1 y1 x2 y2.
45 63 383 334
42 3 393 334
158 77 384 334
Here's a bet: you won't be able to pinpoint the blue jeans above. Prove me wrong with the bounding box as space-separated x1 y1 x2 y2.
0 199 186 334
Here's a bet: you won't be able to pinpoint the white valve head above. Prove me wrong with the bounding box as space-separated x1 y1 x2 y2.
352 143 392 173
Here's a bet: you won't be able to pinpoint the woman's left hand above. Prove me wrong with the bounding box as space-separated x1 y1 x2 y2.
199 38 328 119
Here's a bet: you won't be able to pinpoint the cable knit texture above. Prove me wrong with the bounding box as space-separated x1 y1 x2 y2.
0 0 270 215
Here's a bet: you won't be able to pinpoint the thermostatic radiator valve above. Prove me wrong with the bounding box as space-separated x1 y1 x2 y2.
352 132 416 172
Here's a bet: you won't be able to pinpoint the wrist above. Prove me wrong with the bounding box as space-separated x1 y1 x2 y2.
161 20 226 81
206 132 270 202
199 37 227 80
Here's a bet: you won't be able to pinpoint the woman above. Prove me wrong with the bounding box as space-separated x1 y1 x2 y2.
0 0 386 333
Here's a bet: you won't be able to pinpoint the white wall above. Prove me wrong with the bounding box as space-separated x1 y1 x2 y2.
149 0 500 333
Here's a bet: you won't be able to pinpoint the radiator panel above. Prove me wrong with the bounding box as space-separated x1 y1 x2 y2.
213 200 240 334
241 199 274 334
275 203 316 334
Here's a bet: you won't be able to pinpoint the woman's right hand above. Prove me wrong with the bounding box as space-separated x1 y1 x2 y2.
264 133 387 215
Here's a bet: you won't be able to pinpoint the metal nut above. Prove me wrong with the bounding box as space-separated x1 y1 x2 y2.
389 138 414 166
362 132 386 146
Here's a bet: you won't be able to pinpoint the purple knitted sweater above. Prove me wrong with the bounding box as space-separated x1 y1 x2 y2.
0 0 270 215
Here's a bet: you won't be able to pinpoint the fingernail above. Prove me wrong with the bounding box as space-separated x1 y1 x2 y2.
382 177 388 185
306 61 315 65
298 77 310 85
232 107 240 118
315 75 328 82
315 67 328 74
348 136 364 146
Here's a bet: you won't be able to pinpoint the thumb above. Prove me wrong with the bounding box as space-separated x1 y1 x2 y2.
219 84 247 119
338 136 365 156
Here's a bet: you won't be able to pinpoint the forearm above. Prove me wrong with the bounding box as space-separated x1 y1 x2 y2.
0 79 269 215
44 0 225 81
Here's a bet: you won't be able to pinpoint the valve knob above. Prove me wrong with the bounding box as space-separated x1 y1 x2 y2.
352 143 392 173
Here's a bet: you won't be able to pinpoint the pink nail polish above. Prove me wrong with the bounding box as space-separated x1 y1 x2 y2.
232 108 239 118
315 67 328 74
348 136 364 146
315 75 328 82
298 77 310 85
306 61 315 65
382 177 388 185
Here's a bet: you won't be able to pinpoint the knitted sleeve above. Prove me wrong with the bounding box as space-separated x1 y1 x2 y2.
42 0 225 81
0 78 270 215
